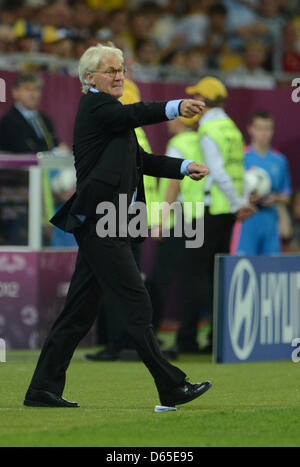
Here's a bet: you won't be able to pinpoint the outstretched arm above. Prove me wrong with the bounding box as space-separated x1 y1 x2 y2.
91 92 205 134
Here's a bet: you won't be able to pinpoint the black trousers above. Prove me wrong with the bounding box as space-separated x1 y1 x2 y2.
102 238 142 351
28 219 186 396
176 210 235 349
147 230 185 329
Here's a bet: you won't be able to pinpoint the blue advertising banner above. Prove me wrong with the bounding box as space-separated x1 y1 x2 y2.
213 255 300 363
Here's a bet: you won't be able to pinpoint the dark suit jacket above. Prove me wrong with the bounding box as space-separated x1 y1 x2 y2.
0 105 58 153
50 90 184 233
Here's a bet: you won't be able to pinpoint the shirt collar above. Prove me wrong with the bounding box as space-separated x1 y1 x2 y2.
15 103 38 120
89 87 100 93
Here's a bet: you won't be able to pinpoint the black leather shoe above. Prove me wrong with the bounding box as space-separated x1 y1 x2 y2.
24 389 80 408
159 380 212 407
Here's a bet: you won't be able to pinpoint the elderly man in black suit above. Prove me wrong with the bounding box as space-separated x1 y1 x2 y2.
24 43 212 409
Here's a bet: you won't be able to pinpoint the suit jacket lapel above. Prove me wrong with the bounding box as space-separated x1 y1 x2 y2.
13 107 47 152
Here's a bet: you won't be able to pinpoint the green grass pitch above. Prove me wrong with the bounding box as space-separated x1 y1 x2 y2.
0 342 299 447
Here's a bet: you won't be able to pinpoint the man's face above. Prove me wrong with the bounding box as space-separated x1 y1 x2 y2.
248 117 274 147
12 82 41 110
87 53 125 99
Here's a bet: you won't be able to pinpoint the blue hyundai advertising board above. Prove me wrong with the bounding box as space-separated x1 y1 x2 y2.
213 255 300 363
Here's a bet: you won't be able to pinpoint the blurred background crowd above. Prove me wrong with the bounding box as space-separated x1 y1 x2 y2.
0 0 300 85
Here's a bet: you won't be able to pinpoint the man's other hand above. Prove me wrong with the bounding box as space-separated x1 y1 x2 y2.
260 193 277 207
236 204 256 222
180 99 205 117
187 162 209 180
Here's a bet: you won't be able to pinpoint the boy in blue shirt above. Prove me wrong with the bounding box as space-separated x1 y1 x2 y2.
232 111 291 255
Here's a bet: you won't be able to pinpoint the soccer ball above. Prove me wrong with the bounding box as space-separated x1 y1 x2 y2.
244 166 271 197
51 168 76 194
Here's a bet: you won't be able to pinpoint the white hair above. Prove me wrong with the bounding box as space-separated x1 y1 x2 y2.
78 43 124 94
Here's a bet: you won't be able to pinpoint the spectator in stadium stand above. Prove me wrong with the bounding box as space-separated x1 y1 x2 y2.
71 0 98 35
40 1 73 29
282 21 300 72
23 43 212 408
166 77 255 354
201 3 230 69
0 72 68 246
127 8 153 51
257 0 286 44
225 40 276 89
134 38 159 65
15 32 39 53
55 38 75 59
96 8 130 44
0 72 59 154
224 0 260 50
146 2 181 50
255 0 287 71
232 111 292 256
160 49 186 69
170 0 211 50
0 25 15 53
184 47 205 72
